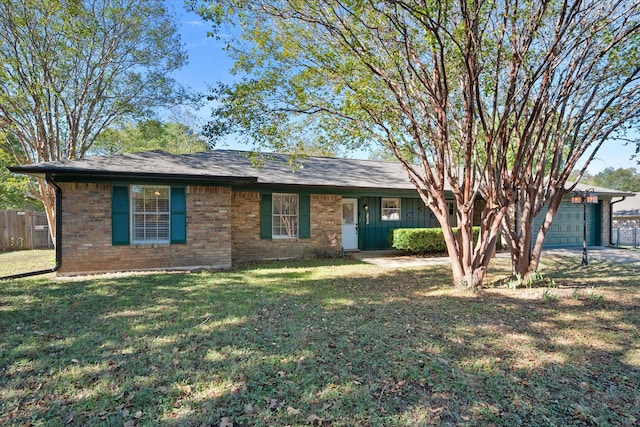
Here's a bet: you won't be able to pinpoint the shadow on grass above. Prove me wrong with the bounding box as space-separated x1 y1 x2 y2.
1 258 638 426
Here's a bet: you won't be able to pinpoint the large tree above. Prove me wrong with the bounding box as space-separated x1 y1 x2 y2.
193 0 640 288
0 0 189 239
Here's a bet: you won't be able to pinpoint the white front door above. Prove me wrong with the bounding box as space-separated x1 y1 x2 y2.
342 198 358 250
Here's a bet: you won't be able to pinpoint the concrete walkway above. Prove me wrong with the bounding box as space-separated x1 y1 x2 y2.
542 246 640 266
350 247 640 268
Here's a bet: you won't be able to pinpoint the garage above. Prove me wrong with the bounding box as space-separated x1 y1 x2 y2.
533 200 601 247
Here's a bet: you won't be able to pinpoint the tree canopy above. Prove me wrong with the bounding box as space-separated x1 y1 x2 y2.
0 147 42 211
0 0 189 236
575 167 640 192
195 0 640 288
90 120 209 156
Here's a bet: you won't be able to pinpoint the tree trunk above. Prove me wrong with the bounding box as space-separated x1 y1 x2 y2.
435 201 504 290
37 178 57 245
504 186 567 280
528 192 564 273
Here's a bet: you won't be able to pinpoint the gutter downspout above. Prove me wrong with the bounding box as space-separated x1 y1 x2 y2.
609 197 626 246
0 173 62 280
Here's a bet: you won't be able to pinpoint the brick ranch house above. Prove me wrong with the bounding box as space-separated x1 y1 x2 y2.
9 150 631 275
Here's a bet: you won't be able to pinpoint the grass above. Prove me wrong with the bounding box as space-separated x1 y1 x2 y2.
0 250 55 277
1 255 639 426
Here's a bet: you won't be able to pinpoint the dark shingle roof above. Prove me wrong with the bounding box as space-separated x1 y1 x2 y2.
613 193 640 218
566 182 635 198
9 149 635 197
9 150 420 191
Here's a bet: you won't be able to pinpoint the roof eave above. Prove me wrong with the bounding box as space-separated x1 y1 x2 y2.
8 166 258 185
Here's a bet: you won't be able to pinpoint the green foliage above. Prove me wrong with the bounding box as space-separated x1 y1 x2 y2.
89 120 209 156
368 145 418 163
542 289 559 302
0 148 42 211
506 270 557 289
574 167 640 192
0 0 189 159
389 227 480 254
572 287 606 302
0 0 190 226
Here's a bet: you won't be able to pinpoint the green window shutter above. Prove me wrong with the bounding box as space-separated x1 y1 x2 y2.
260 193 272 239
170 187 186 244
299 194 311 239
112 185 129 245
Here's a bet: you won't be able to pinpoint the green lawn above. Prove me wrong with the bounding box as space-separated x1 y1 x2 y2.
0 250 55 277
1 256 638 426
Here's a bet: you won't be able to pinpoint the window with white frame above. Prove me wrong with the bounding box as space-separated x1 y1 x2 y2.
131 185 170 244
272 193 299 238
381 198 401 221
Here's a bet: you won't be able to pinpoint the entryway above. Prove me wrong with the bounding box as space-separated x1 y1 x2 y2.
342 198 358 250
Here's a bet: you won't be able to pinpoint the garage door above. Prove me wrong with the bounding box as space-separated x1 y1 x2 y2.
533 201 601 248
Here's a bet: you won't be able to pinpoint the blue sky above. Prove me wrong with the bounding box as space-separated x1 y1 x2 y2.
172 6 638 173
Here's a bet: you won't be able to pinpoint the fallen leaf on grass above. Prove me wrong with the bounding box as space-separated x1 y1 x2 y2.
287 406 301 415
267 398 279 410
107 360 123 371
244 403 255 415
220 417 233 427
306 413 324 425
134 410 142 419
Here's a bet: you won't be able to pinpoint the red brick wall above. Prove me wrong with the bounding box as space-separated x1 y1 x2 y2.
231 191 342 264
57 183 232 274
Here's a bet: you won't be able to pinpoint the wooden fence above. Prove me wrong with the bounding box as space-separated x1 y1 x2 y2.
0 210 54 251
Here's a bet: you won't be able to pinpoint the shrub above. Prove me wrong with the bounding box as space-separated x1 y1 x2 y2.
389 227 480 254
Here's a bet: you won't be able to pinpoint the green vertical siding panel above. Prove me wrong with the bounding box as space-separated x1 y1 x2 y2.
260 193 272 239
112 186 129 245
170 187 186 244
358 197 436 250
299 194 311 239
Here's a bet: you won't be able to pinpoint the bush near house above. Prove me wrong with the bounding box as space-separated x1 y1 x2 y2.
390 227 480 254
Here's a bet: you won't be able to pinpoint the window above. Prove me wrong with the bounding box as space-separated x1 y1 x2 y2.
272 193 299 238
131 185 170 243
112 185 186 246
260 193 310 240
381 198 401 221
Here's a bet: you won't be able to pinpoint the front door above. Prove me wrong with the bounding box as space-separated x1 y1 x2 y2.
342 198 358 250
